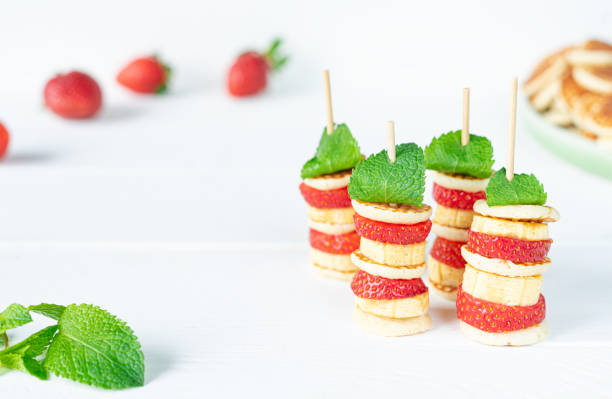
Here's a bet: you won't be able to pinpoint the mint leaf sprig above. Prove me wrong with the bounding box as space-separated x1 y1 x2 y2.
424 130 494 178
0 303 144 389
486 168 547 206
301 123 361 179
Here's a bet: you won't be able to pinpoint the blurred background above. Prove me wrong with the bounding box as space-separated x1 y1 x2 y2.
0 0 610 246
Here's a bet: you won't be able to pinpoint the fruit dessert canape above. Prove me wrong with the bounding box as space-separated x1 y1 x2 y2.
348 138 433 336
424 130 494 300
300 123 362 280
457 168 559 346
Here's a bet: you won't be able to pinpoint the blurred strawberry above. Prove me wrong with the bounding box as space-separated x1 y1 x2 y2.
0 123 9 159
117 56 170 94
227 38 288 97
44 71 102 119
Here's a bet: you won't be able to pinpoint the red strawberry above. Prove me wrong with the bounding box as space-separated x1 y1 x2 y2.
44 71 102 119
430 236 466 269
350 270 427 300
467 230 552 263
227 38 288 97
309 229 360 254
456 285 545 333
299 182 351 208
432 183 486 210
353 214 431 245
0 122 9 159
117 56 170 94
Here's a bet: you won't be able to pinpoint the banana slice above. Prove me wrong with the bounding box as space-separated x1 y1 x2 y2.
431 223 468 242
303 170 351 191
310 248 357 272
360 237 427 266
352 200 432 224
426 255 464 287
461 264 542 306
429 171 489 193
351 250 426 279
473 200 560 223
308 219 355 235
433 204 474 229
306 205 355 224
312 263 355 281
471 214 549 240
459 320 548 346
353 306 431 337
461 246 551 277
355 293 429 318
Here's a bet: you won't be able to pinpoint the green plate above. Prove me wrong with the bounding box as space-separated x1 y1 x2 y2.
521 95 612 180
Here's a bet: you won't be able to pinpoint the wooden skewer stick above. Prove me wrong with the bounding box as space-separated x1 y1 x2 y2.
323 70 334 135
387 121 396 163
462 88 470 146
506 77 518 181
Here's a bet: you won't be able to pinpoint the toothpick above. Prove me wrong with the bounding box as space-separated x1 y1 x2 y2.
462 88 470 146
323 70 334 135
506 77 518 181
387 121 396 163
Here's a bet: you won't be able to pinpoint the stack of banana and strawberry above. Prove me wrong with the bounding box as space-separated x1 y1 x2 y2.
424 131 494 300
300 124 362 280
457 168 559 346
347 143 433 336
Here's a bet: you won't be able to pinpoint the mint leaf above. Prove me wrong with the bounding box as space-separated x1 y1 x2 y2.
424 130 494 178
0 304 32 334
300 123 361 179
348 143 425 206
486 168 547 206
28 304 66 321
44 304 144 389
0 325 58 380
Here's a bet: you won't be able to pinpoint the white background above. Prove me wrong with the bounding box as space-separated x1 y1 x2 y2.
0 0 611 397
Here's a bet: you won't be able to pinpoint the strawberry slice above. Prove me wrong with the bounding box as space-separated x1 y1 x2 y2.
353 214 431 245
350 270 427 300
456 285 545 333
299 182 351 208
467 230 552 263
430 237 466 269
309 229 359 254
433 183 486 210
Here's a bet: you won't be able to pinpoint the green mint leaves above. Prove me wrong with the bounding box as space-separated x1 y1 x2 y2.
0 303 144 390
424 130 494 178
348 143 426 206
301 123 361 179
45 304 145 389
486 168 547 206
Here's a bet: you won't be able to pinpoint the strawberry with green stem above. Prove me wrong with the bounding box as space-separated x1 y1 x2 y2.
117 55 171 94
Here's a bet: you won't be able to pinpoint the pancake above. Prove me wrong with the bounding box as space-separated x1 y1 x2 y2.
573 65 612 94
566 40 612 66
524 48 570 96
529 79 559 111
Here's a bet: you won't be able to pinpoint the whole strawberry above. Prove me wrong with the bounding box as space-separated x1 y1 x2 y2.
44 71 102 119
117 56 170 94
227 38 288 97
0 122 9 159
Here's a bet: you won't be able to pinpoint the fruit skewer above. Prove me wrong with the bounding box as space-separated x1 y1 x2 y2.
348 122 432 336
299 71 362 280
424 89 494 300
457 78 560 346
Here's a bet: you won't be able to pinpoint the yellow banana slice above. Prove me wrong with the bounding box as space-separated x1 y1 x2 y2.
431 222 468 242
354 293 428 318
459 320 548 346
433 204 474 229
461 264 542 306
351 250 426 279
430 170 489 192
353 306 431 337
461 246 551 277
310 248 357 272
352 200 432 224
471 214 549 240
303 170 351 191
360 237 426 266
306 205 355 224
307 219 355 235
426 255 464 287
473 200 560 223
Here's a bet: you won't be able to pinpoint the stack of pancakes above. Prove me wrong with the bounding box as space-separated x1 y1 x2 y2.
524 39 612 146
426 171 489 300
299 170 359 280
457 200 560 346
